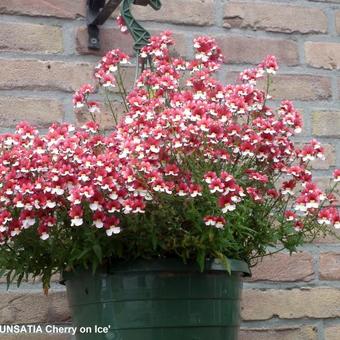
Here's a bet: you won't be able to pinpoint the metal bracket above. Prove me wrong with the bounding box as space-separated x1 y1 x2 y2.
87 0 151 50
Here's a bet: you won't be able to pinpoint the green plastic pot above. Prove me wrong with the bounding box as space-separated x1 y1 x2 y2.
62 258 250 340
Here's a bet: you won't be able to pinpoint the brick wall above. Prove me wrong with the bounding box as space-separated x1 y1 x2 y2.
0 0 340 339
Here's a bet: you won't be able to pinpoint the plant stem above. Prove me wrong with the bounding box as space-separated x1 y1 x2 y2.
116 65 129 112
104 89 118 126
84 99 97 123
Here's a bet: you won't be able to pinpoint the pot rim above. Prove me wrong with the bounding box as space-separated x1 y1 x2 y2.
60 258 250 284
106 258 250 275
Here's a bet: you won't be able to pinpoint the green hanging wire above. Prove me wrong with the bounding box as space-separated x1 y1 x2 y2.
121 0 162 52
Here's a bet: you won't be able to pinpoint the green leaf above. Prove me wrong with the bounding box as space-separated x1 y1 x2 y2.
151 232 157 250
0 268 7 278
6 270 13 290
216 252 231 275
93 244 102 261
17 272 24 288
92 260 98 275
197 250 206 272
75 248 91 261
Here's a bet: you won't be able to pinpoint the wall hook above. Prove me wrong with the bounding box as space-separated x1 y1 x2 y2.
87 0 162 51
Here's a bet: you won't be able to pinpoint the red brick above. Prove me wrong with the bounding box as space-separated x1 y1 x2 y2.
0 0 85 19
224 3 327 34
0 22 63 54
216 36 299 65
312 111 340 137
242 287 340 320
320 252 340 280
250 252 314 282
314 230 340 244
76 28 135 56
0 97 64 128
336 11 340 34
305 42 340 69
260 74 331 101
0 291 69 324
337 78 340 99
132 0 214 26
0 59 93 92
325 325 340 340
311 0 340 2
240 326 318 340
226 72 332 101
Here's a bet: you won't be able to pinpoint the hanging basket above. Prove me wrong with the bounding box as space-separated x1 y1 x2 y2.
62 258 250 340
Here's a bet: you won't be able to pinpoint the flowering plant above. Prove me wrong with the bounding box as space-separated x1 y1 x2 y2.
0 32 339 290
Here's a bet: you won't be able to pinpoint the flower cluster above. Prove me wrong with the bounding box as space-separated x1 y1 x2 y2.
110 33 339 239
0 121 148 242
1 32 339 288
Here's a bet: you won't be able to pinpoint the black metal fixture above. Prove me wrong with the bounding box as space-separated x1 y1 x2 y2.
86 0 162 51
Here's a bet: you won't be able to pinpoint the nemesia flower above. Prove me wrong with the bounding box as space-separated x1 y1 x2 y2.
106 226 121 236
88 101 100 114
193 36 223 70
38 223 49 240
259 55 279 74
190 184 202 197
333 169 340 182
285 211 296 221
73 92 85 109
294 220 304 232
318 209 333 225
116 15 128 33
164 164 179 176
177 183 189 197
93 211 105 228
209 178 224 193
267 189 279 199
334 215 340 229
281 180 296 196
298 140 325 162
219 196 236 213
240 67 263 85
246 187 262 202
295 196 308 212
102 74 116 88
204 216 226 229
204 172 217 184
204 216 216 226
246 170 268 183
